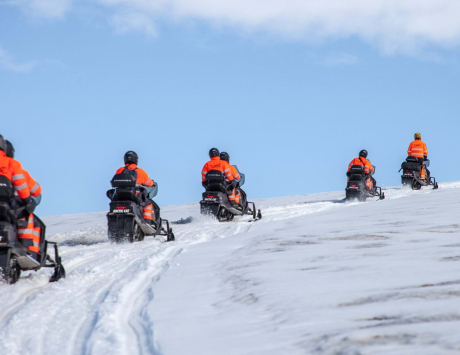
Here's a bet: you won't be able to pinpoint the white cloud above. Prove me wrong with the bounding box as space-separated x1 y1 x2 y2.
9 0 460 53
7 0 72 18
110 11 157 37
0 46 37 73
322 52 359 66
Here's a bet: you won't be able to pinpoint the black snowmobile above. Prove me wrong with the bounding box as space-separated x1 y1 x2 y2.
0 176 65 284
400 156 438 190
106 173 175 243
200 168 262 222
345 165 385 201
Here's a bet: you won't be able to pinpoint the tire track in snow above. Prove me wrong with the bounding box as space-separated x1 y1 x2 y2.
0 184 445 354
0 244 117 326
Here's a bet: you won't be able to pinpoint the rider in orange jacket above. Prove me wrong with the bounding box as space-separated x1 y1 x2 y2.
6 140 42 203
407 132 429 180
0 136 32 201
0 135 40 257
220 151 242 206
201 148 236 204
116 151 155 222
348 150 375 191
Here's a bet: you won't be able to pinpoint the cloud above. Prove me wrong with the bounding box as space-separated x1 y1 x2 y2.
6 0 72 18
9 0 460 53
322 53 359 67
0 46 37 73
110 11 157 37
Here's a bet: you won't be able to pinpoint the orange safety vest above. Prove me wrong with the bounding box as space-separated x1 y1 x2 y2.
201 157 234 182
24 170 41 198
407 140 428 158
227 165 241 181
0 151 31 199
348 157 374 175
116 164 154 187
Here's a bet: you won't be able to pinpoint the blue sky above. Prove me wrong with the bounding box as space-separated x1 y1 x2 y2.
1 1 460 216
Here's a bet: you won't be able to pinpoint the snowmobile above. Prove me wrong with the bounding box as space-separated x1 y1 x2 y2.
200 168 262 222
106 173 175 243
400 156 438 190
345 165 385 201
0 176 65 284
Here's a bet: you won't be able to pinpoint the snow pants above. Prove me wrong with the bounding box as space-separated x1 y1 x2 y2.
17 213 41 259
228 188 241 204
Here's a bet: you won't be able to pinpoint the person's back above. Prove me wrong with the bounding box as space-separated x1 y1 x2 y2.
407 132 428 159
0 136 31 201
115 151 155 222
5 140 42 204
348 158 373 175
115 151 154 187
347 150 375 191
201 148 233 183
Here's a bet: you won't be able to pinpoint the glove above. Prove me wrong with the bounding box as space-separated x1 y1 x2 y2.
202 181 207 188
346 172 351 178
22 197 37 214
423 155 428 161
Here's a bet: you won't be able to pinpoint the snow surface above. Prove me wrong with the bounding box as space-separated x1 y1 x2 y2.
1 183 460 355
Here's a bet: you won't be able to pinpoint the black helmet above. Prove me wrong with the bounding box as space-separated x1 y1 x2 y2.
220 152 230 162
124 151 138 165
359 149 368 158
0 135 6 153
209 148 219 158
5 140 14 158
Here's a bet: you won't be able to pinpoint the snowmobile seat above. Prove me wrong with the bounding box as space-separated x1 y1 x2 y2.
401 161 422 172
406 156 424 163
205 170 227 193
112 188 139 203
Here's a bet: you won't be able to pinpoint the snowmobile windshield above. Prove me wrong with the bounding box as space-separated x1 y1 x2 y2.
142 183 158 199
233 165 245 187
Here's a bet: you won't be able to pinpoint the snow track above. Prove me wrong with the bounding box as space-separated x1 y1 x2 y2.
0 183 457 354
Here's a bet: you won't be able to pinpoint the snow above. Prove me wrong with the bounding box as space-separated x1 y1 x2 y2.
1 183 460 354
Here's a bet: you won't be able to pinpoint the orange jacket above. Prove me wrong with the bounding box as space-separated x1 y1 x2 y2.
228 165 241 182
24 170 42 198
201 157 234 182
116 164 154 187
348 157 374 175
0 151 30 199
407 140 428 158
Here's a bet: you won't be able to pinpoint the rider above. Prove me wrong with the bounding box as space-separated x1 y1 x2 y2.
407 132 429 181
201 148 235 204
0 135 39 257
219 152 242 206
348 150 375 191
6 140 42 204
115 151 155 223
